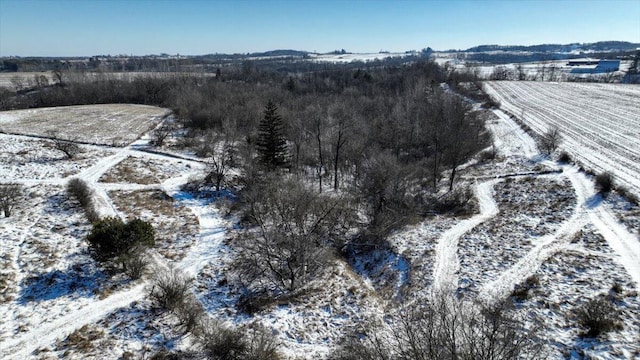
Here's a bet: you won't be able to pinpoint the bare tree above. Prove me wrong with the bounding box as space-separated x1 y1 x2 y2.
53 138 82 159
47 130 82 159
328 101 355 190
539 126 561 155
0 183 23 217
151 120 175 147
234 179 352 292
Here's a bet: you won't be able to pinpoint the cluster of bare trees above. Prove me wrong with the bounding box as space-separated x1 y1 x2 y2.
336 297 546 360
234 178 354 293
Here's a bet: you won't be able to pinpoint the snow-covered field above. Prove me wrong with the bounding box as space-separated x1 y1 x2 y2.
0 104 169 146
485 81 640 199
1 101 639 359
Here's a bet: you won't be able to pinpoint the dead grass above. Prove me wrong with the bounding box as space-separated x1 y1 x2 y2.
100 156 159 184
109 190 198 260
56 324 105 354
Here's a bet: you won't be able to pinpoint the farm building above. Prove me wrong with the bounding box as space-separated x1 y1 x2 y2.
567 58 599 66
569 59 620 74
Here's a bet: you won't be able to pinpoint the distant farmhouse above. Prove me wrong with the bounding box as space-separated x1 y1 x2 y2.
568 58 620 73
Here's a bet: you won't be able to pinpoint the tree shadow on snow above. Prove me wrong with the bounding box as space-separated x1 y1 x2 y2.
17 262 107 304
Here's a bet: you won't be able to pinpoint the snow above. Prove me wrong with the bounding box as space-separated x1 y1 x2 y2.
484 81 640 199
1 96 639 358
431 180 499 294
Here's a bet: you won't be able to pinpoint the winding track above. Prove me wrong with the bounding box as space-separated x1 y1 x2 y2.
0 127 227 359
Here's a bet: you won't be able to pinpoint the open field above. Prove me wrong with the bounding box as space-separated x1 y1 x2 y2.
0 104 169 146
484 81 640 199
0 103 639 359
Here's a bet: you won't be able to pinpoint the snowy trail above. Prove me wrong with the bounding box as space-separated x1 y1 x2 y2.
432 180 499 294
0 128 214 358
0 283 146 360
480 169 589 302
565 167 640 293
176 195 228 278
488 109 538 159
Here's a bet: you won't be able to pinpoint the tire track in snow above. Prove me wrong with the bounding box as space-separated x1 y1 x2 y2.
479 169 588 303
0 283 146 360
0 132 210 357
432 180 499 294
565 167 640 293
488 109 538 159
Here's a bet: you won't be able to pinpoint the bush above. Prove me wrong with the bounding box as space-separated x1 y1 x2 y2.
595 172 614 194
196 319 247 360
335 297 544 360
66 178 99 222
86 217 155 262
557 151 571 164
67 178 92 207
539 126 561 155
150 269 191 312
576 296 620 337
511 275 540 302
0 183 23 217
122 247 148 280
195 320 280 360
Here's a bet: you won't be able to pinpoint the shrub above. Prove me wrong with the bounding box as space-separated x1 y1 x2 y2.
86 217 155 262
595 172 614 194
150 269 191 312
539 126 561 155
67 178 92 207
616 186 639 205
335 297 544 360
0 183 23 218
194 320 281 360
66 178 99 222
195 319 247 360
576 296 620 337
557 151 571 164
122 247 148 280
511 275 540 302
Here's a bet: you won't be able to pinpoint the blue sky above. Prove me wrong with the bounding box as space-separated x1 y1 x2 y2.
1 0 638 56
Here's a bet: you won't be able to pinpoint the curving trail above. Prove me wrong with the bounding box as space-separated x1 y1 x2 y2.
432 180 500 294
0 125 222 359
479 168 589 303
0 284 146 359
477 97 640 302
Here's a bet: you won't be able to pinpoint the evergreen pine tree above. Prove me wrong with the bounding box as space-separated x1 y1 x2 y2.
256 100 288 169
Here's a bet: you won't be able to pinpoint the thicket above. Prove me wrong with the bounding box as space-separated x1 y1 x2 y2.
148 269 282 359
576 296 620 338
595 171 615 194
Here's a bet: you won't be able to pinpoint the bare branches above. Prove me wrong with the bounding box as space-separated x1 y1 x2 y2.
0 183 23 217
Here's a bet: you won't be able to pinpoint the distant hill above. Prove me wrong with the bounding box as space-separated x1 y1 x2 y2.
464 41 640 53
248 49 308 57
